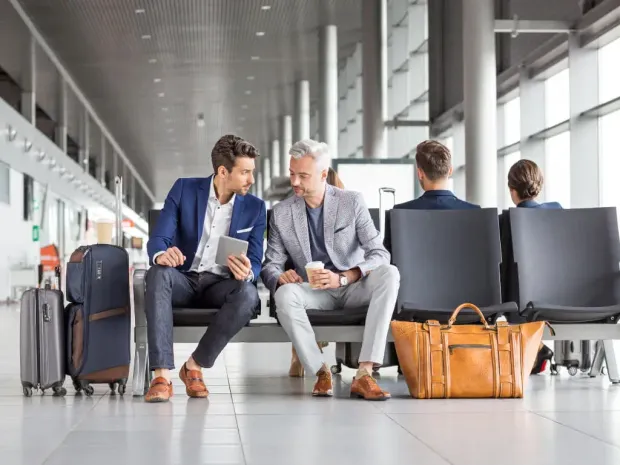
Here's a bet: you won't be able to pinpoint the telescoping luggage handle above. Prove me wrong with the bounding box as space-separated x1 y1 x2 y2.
114 176 123 248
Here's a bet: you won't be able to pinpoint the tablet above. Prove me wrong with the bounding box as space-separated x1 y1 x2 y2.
215 235 249 267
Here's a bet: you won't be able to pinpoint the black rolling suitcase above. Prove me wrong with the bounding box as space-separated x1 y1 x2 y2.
19 268 67 397
332 187 401 375
65 176 131 396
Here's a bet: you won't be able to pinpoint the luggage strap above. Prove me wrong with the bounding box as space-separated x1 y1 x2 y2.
89 307 128 322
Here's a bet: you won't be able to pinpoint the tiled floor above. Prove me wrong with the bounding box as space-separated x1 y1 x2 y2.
3 305 620 465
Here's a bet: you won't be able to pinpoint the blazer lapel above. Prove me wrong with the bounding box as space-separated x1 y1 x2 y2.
229 194 245 237
196 176 211 240
323 185 337 255
292 197 312 264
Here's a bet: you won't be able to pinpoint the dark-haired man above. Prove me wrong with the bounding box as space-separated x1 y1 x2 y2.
144 134 266 402
395 140 479 210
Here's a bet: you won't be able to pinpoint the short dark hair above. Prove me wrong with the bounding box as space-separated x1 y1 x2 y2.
211 134 259 173
507 159 543 200
415 140 451 181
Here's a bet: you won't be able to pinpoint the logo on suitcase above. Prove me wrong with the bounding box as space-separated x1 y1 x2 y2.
96 261 103 280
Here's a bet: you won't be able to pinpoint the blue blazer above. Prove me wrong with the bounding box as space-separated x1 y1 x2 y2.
394 190 480 210
517 199 562 209
147 176 267 280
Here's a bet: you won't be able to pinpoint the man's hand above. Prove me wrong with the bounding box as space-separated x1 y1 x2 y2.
228 254 251 281
310 269 340 290
155 247 186 267
278 270 303 286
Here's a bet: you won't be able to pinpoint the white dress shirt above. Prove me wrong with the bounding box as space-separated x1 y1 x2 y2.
154 180 253 280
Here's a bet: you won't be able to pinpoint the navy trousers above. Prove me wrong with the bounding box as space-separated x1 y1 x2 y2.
145 265 259 370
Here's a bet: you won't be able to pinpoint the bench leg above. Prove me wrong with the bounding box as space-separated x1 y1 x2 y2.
603 340 620 384
588 340 605 377
132 269 150 396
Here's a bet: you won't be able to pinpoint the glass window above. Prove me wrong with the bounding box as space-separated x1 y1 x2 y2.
452 167 465 199
599 37 620 104
544 131 571 208
501 151 521 209
599 110 620 215
545 68 570 128
503 97 521 146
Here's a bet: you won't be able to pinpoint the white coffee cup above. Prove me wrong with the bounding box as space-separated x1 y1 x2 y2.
305 261 324 289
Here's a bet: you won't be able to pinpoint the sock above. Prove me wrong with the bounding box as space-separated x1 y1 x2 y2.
355 368 371 379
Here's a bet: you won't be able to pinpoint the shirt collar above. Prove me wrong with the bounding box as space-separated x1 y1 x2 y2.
517 199 539 208
209 176 236 206
422 189 455 198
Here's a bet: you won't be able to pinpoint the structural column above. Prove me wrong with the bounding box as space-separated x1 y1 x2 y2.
319 25 339 157
99 136 107 187
362 0 388 159
21 35 36 124
463 0 497 207
270 139 281 178
79 108 90 172
280 115 292 175
55 78 68 152
295 80 310 141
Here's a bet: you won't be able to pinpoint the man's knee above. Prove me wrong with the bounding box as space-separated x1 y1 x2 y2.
146 265 175 288
372 264 400 285
274 284 303 318
232 281 259 315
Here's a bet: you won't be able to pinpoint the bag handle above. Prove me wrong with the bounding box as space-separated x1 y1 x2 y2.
447 303 491 329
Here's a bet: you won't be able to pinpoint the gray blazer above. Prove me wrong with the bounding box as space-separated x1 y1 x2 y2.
260 184 391 294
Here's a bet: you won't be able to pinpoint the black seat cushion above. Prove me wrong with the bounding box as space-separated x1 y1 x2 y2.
521 303 620 324
172 307 221 326
306 307 370 325
395 302 518 325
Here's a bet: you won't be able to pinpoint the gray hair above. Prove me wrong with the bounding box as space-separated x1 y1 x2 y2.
289 139 331 171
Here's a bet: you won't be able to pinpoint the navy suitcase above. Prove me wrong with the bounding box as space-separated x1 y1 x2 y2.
66 244 131 395
65 177 131 396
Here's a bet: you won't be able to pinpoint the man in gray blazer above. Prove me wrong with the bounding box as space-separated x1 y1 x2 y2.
261 139 400 401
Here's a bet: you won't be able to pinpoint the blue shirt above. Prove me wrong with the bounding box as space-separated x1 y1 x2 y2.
394 190 480 210
305 204 335 271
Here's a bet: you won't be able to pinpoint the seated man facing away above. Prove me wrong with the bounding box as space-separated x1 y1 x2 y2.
144 134 266 403
261 139 400 401
507 159 562 210
507 158 560 374
395 140 479 210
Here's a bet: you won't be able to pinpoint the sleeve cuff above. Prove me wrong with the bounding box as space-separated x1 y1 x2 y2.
152 251 165 265
357 263 370 277
245 270 255 282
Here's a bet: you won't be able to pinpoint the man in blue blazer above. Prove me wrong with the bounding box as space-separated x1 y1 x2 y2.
144 134 266 403
394 140 479 211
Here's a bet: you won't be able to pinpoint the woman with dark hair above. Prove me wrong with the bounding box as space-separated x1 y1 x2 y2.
507 159 562 210
507 159 560 375
288 167 343 377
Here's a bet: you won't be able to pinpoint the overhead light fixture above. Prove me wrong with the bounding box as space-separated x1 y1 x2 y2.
256 32 265 37
162 107 168 112
247 76 255 80
251 56 260 61
153 78 161 83
167 128 174 133
245 90 252 95
135 8 145 14
261 5 271 10
141 34 152 40
241 105 248 109
237 126 244 131
239 117 246 122
158 92 165 97
149 58 157 64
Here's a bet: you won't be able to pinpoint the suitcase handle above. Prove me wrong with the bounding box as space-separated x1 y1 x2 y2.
447 303 490 329
42 303 51 322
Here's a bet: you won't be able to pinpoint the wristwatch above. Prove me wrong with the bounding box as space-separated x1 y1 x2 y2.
339 273 348 287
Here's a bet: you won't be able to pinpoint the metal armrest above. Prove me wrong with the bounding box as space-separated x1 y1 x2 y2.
132 268 150 396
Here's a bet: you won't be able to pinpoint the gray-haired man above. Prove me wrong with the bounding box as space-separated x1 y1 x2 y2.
261 139 400 400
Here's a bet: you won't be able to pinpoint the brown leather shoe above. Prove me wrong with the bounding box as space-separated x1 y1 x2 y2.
179 363 209 398
350 371 391 401
312 368 333 397
144 377 173 403
289 347 304 378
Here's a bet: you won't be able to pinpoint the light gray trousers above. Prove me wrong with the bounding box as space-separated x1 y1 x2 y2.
274 264 400 376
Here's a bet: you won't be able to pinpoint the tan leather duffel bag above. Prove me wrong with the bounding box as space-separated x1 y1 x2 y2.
391 303 552 399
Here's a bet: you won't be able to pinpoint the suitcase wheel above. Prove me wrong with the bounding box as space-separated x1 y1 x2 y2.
330 363 342 375
52 386 67 397
118 382 127 396
80 381 94 396
22 386 33 397
568 366 578 376
109 382 117 395
550 364 559 375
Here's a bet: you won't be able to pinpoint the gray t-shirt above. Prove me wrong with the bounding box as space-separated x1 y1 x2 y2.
306 204 335 271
